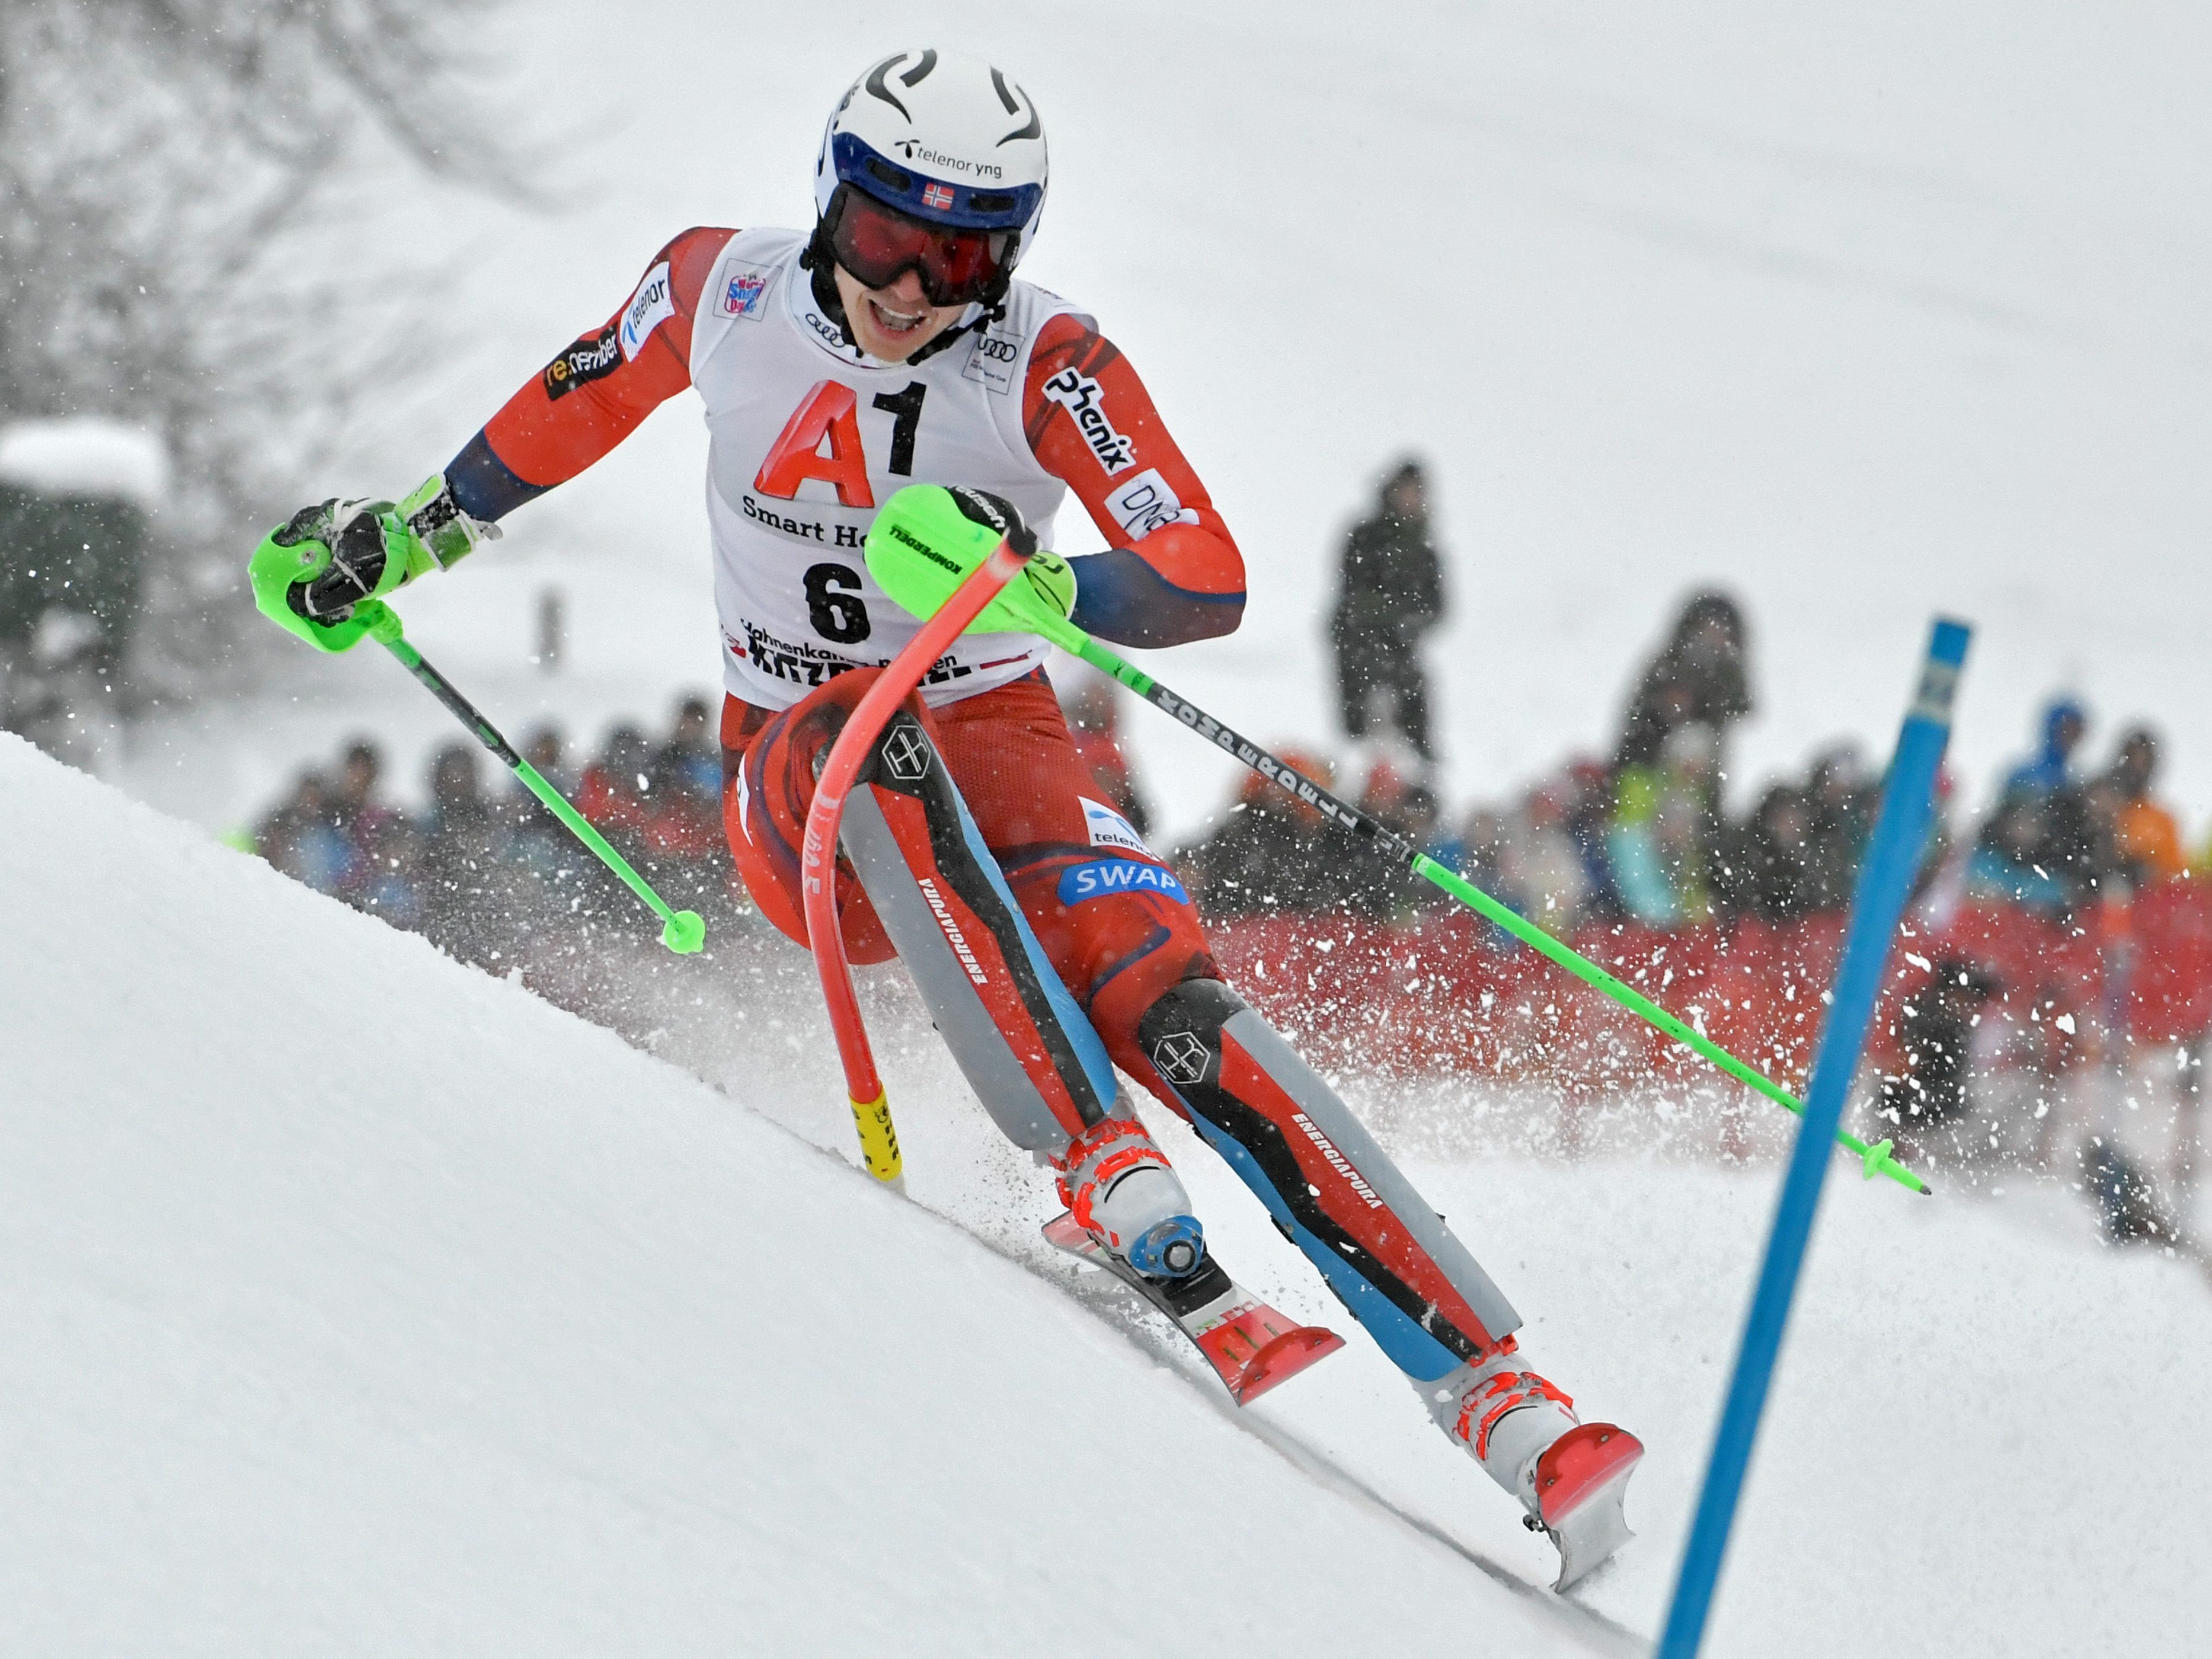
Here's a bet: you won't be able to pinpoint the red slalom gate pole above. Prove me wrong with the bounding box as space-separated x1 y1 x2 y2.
801 539 1030 1188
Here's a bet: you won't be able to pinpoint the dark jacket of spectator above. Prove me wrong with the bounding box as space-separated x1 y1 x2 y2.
1615 592 1751 771
1877 958 1997 1150
1798 747 1875 912
1720 784 1817 924
1330 460 1446 761
1179 755 1356 916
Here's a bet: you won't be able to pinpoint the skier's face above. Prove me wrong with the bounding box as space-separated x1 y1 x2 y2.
832 265 966 363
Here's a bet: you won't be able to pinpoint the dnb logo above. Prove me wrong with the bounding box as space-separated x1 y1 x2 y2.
1057 858 1189 907
880 723 932 783
1150 1029 1211 1087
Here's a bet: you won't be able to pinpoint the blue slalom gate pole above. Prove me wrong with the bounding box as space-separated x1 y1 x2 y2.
1655 618 1970 1658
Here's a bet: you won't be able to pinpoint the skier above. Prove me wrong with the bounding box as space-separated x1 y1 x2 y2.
247 49 1641 1585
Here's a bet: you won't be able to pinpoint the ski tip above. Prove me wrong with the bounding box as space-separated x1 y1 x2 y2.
1228 1325 1345 1406
1536 1423 1644 1591
1536 1423 1645 1529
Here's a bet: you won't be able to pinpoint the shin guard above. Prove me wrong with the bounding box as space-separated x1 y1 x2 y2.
838 704 1123 1152
1137 979 1520 1380
842 708 1204 1272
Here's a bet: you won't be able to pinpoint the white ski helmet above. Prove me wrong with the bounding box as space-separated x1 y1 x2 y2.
808 47 1049 310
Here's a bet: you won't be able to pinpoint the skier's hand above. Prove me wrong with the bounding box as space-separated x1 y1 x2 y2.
247 474 498 653
945 487 1076 621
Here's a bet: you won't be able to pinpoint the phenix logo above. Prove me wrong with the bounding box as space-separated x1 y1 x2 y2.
917 877 987 985
1041 368 1136 475
1290 1113 1385 1209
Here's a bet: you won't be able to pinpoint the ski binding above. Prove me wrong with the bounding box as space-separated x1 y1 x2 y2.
1041 1210 1344 1405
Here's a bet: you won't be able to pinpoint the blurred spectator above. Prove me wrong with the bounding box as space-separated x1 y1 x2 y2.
1609 723 1720 925
1179 751 1351 916
2005 697 2086 797
1616 592 1751 772
522 725 574 795
1060 670 1152 836
1330 459 1445 763
353 814 424 930
1434 803 1508 900
419 743 508 964
1877 958 1999 1162
1964 791 2069 913
1342 760 1439 918
256 770 351 894
329 739 396 897
578 724 656 838
2101 727 2184 892
1984 697 2105 913
1496 783 1591 934
2079 1139 2179 1245
1721 783 1816 924
1799 744 1875 911
1562 759 1623 922
642 741 724 861
508 725 576 884
666 695 722 800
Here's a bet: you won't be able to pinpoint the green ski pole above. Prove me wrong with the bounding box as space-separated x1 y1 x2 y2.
1071 640 1923 1194
861 487 1924 1194
363 607 705 955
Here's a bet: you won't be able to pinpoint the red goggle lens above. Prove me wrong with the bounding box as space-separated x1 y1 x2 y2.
828 189 1014 308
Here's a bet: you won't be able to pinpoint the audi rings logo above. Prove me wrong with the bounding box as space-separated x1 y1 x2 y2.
881 725 932 782
1150 1030 1210 1086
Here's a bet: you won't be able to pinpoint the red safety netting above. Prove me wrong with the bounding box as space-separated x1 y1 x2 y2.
1207 883 2212 1089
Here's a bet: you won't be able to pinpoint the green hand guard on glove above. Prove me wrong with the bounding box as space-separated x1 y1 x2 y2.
248 474 498 653
864 484 1079 642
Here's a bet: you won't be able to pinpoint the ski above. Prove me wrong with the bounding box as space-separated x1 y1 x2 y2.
1041 1210 1344 1404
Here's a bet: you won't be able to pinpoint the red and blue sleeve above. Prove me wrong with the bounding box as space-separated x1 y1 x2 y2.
443 228 735 522
1022 314 1245 648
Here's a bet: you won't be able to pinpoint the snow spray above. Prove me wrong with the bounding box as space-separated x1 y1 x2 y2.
862 491 1932 1194
370 609 706 955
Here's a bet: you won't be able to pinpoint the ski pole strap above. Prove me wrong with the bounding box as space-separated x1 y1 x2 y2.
376 627 705 955
1067 637 1928 1195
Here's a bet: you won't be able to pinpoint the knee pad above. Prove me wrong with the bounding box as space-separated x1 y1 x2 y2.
1137 978 1521 1380
725 672 896 963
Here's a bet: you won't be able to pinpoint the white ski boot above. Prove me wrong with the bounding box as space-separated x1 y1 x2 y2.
1054 1115 1206 1279
1423 1341 1644 1590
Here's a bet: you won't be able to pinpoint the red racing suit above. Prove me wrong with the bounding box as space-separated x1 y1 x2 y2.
441 228 1525 1385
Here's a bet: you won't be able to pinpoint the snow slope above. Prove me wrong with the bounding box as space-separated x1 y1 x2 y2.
10 736 2212 1654
0 733 1597 1655
117 0 2212 846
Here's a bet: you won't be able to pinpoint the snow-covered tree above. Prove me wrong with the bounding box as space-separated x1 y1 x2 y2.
0 0 526 691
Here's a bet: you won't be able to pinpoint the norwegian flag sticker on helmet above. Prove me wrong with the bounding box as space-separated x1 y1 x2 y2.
922 181 956 210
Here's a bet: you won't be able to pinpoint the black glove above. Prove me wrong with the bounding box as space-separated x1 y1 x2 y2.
273 499 398 622
945 487 1039 557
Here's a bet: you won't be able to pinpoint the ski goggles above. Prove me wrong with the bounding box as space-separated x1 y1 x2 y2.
824 186 1019 309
